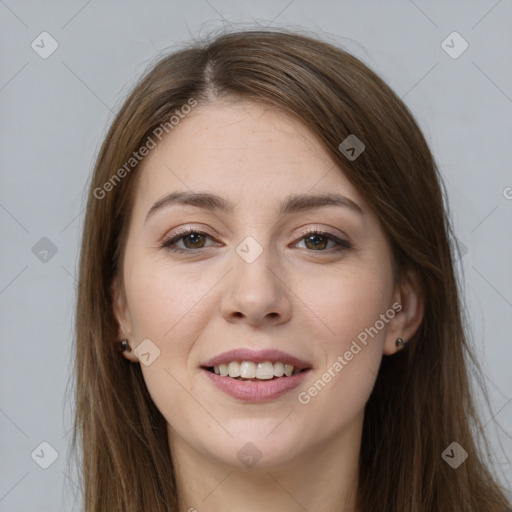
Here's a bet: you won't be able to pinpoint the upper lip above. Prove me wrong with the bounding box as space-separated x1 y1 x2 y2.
201 348 312 371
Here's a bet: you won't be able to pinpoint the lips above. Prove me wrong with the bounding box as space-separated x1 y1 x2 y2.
202 368 310 402
201 348 313 372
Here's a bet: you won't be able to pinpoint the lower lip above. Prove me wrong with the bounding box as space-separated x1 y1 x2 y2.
201 368 311 402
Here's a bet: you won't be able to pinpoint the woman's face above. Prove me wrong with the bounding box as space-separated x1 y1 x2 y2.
113 99 417 471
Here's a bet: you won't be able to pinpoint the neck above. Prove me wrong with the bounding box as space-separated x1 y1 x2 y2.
169 414 362 512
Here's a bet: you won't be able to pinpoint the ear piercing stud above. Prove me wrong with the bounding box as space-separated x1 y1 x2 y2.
120 340 131 352
395 338 405 348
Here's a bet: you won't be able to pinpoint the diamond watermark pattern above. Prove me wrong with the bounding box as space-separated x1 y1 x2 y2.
441 31 468 59
338 134 365 161
32 237 58 263
134 338 161 366
31 32 59 59
237 442 262 468
236 236 263 264
441 442 468 469
31 441 59 469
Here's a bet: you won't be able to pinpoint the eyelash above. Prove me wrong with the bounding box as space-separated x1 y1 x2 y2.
161 227 352 255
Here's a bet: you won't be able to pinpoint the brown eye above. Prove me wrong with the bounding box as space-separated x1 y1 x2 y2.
303 233 330 251
294 230 352 253
162 229 216 253
181 232 207 249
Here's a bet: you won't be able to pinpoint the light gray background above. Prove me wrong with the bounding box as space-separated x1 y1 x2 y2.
1 1 511 510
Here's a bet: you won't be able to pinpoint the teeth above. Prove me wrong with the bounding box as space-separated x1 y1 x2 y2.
274 362 285 377
228 361 240 377
284 364 294 377
240 361 256 379
256 362 274 380
212 361 302 379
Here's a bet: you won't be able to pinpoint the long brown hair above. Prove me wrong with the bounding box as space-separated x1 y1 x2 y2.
69 28 511 511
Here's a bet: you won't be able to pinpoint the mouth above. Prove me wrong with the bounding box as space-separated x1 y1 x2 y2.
200 348 313 397
200 360 312 402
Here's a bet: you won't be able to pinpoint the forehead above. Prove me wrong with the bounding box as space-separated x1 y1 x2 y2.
134 100 366 214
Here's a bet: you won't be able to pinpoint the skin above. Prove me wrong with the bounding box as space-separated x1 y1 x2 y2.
113 99 424 512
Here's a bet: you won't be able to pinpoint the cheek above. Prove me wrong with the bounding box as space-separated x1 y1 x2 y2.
125 262 213 345
292 265 392 419
295 261 393 347
123 260 225 409
123 264 217 422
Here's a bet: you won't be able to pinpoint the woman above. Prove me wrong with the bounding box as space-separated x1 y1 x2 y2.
70 29 511 511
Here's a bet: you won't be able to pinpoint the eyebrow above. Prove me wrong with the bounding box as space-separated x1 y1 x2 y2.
145 190 364 224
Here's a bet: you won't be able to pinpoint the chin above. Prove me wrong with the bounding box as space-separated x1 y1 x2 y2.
203 429 304 471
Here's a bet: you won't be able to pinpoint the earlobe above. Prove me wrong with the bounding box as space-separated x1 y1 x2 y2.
383 268 425 355
120 338 139 363
111 279 139 363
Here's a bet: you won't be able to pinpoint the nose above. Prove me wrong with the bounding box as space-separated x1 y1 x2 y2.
220 240 292 328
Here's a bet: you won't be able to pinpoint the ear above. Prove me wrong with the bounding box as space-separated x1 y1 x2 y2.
111 277 139 363
383 266 424 355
